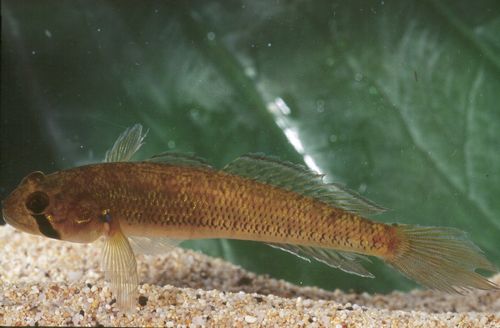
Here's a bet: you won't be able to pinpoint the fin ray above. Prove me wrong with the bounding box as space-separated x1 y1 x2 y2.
387 224 498 293
104 124 147 163
223 153 386 216
146 151 212 168
101 229 138 310
267 243 374 278
129 236 183 255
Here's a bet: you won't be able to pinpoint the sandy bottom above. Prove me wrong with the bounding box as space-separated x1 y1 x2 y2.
0 226 498 327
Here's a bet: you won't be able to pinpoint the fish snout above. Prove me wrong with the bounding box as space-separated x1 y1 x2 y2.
2 192 41 236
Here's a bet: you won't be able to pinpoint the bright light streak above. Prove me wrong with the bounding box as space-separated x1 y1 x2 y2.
267 97 324 175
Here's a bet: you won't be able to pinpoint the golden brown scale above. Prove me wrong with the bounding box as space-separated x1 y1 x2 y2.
60 162 397 258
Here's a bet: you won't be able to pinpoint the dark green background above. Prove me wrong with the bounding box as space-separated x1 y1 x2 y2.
1 0 499 294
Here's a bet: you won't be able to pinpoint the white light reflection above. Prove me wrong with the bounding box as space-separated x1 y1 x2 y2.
304 155 322 174
284 128 304 154
267 97 323 174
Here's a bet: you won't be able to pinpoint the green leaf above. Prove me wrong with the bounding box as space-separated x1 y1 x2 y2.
2 0 498 293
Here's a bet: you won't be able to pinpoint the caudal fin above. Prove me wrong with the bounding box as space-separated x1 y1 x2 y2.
386 224 498 293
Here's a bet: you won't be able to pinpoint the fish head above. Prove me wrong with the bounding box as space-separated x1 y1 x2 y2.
2 170 105 243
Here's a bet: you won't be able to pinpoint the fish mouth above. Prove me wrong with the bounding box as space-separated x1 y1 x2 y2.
2 209 21 229
2 208 13 226
2 208 39 235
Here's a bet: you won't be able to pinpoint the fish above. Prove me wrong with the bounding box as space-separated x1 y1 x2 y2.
2 124 498 310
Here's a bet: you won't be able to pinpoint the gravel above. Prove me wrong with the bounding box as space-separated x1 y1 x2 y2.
0 226 498 327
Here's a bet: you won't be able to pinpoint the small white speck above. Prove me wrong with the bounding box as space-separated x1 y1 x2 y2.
44 29 52 38
354 72 363 82
32 50 36 55
267 42 272 47
316 99 325 113
207 31 216 41
245 315 257 323
97 28 101 32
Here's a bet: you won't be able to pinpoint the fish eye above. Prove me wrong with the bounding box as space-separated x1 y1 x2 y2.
25 191 50 214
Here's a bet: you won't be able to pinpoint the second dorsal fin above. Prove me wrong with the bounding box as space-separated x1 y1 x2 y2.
223 153 386 216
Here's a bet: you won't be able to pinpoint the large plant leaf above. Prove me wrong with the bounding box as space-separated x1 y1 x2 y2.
1 0 498 293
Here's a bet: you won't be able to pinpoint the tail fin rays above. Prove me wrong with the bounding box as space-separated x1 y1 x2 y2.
386 224 498 293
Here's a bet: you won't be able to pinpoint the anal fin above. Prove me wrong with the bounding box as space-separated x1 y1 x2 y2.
129 236 184 255
267 243 374 278
102 229 138 311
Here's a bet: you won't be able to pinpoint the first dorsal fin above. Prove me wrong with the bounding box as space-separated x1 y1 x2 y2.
267 243 374 278
104 124 147 163
223 153 386 216
146 152 212 169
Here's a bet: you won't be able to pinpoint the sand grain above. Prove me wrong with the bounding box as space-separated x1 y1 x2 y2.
0 226 498 327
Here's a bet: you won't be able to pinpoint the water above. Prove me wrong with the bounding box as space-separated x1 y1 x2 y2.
2 0 498 295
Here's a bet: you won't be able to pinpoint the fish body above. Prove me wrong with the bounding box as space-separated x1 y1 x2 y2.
2 124 498 309
4 162 394 255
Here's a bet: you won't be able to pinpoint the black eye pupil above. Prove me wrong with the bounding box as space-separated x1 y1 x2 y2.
26 191 50 214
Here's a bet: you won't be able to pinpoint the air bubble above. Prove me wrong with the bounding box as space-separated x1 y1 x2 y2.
316 99 325 113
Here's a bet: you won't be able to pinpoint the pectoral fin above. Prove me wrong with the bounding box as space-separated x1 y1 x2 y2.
101 229 138 311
